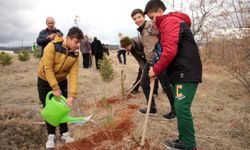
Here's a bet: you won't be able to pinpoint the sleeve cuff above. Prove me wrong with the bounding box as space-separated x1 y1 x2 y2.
153 67 160 76
51 84 60 91
69 92 77 98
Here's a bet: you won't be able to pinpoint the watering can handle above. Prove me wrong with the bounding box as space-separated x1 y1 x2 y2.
45 91 68 106
45 91 54 106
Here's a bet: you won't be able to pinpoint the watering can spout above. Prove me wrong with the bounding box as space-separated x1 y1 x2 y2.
60 115 92 124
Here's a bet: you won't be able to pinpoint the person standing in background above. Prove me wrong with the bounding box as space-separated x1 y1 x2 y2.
80 35 92 68
37 17 63 56
91 37 103 69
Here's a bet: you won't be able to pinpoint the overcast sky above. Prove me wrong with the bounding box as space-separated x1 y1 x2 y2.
0 0 186 47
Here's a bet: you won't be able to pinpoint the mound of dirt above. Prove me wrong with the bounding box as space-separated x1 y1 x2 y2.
58 101 159 150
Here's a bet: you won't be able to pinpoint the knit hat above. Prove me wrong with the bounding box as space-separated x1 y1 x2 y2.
120 36 132 48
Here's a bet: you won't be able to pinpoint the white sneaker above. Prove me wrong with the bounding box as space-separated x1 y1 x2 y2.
61 132 75 143
46 134 55 148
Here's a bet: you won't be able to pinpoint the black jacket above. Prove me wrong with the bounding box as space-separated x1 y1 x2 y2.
155 14 202 83
36 28 63 56
91 38 103 56
165 23 202 83
130 37 146 70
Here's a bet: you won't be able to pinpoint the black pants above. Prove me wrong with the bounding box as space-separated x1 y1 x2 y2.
37 77 68 135
117 50 126 64
95 54 103 69
132 67 159 92
82 53 90 68
141 63 175 112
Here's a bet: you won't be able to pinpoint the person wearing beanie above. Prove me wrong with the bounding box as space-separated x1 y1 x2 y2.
145 0 202 149
131 8 175 119
120 36 146 94
120 36 132 48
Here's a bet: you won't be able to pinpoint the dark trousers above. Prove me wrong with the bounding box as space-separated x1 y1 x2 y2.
141 63 175 112
117 50 126 64
133 67 158 92
37 77 68 135
95 54 103 69
82 53 90 68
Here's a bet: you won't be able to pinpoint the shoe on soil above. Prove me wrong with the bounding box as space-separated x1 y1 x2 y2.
61 132 75 144
138 107 157 115
131 90 139 94
163 139 197 150
162 111 176 119
46 134 55 149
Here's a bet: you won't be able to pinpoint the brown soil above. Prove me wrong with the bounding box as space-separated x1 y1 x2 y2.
58 101 159 150
96 96 123 108
58 102 134 149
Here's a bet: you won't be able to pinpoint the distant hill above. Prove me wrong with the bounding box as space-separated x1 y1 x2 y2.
0 46 32 53
0 44 119 53
106 44 119 50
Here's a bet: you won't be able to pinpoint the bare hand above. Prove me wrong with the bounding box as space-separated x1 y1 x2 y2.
47 33 56 40
67 97 75 107
148 67 156 78
53 89 61 97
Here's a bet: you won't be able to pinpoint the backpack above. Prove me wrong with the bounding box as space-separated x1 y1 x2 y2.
153 42 162 64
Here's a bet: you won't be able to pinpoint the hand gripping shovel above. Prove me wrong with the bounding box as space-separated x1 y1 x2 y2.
139 77 156 149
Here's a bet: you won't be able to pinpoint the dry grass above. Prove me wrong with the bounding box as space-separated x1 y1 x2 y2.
0 51 249 150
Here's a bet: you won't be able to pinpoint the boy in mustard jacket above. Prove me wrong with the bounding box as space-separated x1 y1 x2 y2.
37 27 84 148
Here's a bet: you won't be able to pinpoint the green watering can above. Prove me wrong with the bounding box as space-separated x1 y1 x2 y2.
41 91 91 126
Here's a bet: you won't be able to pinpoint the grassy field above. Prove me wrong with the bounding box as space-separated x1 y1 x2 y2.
0 51 249 150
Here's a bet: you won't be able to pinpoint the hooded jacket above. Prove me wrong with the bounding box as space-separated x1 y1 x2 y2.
154 12 202 83
37 36 79 98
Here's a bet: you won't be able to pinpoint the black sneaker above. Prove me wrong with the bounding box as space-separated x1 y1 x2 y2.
163 139 197 150
138 107 157 115
162 111 176 119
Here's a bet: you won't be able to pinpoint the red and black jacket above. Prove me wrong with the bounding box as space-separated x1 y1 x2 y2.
154 12 202 83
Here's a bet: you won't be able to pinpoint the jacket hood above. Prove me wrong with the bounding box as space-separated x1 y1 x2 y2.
156 12 191 28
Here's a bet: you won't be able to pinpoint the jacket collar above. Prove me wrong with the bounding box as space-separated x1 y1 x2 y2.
156 15 167 29
137 21 147 33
